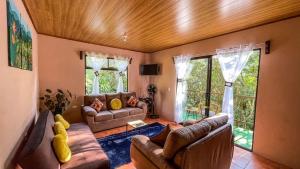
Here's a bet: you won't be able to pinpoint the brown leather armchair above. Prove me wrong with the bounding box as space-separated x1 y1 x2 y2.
130 114 234 169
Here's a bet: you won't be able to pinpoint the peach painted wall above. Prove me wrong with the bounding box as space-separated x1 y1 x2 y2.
38 35 150 123
149 17 300 169
0 0 38 168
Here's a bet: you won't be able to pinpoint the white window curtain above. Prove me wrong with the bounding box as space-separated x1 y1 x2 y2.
113 56 130 92
86 52 107 95
174 55 193 123
215 44 253 125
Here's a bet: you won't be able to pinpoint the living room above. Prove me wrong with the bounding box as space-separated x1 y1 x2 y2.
1 0 300 169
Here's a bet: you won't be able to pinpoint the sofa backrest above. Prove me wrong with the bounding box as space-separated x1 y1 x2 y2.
105 93 121 110
17 111 60 169
120 92 136 108
178 124 234 169
203 113 229 130
84 94 107 110
171 114 233 169
84 92 136 110
163 121 211 159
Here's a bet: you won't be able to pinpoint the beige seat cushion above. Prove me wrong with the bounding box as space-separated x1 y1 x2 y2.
110 109 129 118
123 107 143 115
163 121 211 159
62 123 110 169
95 111 113 122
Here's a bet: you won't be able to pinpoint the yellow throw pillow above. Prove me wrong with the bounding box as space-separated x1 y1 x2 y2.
110 98 122 110
54 122 68 142
52 134 72 163
55 114 70 129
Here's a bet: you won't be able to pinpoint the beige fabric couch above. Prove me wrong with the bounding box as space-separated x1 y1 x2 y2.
82 92 147 132
130 114 234 169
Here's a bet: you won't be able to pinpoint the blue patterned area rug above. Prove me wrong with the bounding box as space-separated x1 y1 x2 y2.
97 122 165 169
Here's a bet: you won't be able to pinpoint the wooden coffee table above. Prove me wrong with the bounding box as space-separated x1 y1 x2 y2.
126 120 147 135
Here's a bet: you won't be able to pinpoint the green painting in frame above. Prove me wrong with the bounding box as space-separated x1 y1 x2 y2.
7 0 32 71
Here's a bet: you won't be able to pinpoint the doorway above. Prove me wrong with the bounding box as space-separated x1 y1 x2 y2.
183 50 261 150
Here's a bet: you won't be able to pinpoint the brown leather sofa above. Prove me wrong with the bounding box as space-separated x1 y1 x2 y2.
82 92 147 132
17 111 110 169
130 114 234 169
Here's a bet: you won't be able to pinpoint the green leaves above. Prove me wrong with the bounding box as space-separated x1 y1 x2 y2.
85 69 128 94
46 89 52 93
39 88 73 115
184 51 260 131
57 89 64 94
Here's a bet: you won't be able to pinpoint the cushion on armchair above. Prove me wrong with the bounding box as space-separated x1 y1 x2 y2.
179 118 205 127
150 124 172 147
163 121 211 159
204 113 228 130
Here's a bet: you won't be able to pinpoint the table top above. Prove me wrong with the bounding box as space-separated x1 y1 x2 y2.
127 120 147 128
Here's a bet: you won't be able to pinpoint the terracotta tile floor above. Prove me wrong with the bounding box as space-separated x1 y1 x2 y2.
94 118 289 169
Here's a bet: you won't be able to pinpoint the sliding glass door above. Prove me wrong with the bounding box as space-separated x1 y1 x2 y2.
184 57 210 120
182 50 261 151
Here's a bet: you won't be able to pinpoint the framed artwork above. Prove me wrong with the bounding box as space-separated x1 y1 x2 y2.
7 0 32 71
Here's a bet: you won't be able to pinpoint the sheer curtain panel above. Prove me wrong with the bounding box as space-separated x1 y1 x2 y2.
174 55 193 123
114 56 130 92
86 52 107 95
215 44 253 125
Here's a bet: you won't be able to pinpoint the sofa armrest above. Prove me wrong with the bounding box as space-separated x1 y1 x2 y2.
131 135 175 169
82 106 97 116
136 101 147 114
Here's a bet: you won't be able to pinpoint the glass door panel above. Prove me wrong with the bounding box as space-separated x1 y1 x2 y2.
210 50 261 150
184 58 209 120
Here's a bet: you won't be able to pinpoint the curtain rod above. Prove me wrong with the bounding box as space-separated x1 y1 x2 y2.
172 40 271 64
79 51 132 64
216 42 266 51
191 41 270 57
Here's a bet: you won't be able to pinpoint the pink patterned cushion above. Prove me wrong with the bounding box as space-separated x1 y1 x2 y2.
90 98 104 112
127 96 139 107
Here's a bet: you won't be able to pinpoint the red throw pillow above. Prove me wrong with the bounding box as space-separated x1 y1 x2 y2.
90 98 104 112
127 96 139 107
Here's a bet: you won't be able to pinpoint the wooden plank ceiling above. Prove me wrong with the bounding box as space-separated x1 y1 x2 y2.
23 0 300 53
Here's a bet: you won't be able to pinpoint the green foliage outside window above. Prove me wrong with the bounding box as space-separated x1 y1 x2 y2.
185 51 260 130
85 69 128 94
85 56 128 94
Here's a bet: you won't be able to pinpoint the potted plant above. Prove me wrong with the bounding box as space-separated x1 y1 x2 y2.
39 89 73 115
